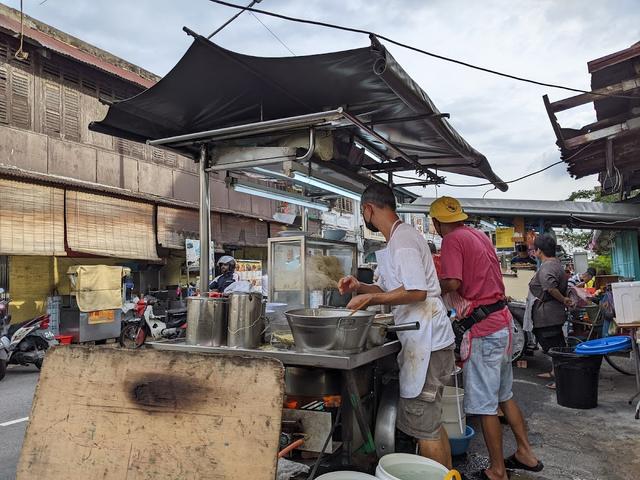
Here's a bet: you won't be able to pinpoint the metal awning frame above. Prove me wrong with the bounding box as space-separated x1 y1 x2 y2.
147 107 445 184
150 108 452 293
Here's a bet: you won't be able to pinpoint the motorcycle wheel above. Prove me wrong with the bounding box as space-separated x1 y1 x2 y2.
0 359 6 380
119 323 143 349
33 337 49 370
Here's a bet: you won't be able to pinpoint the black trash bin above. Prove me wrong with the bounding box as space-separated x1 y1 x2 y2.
549 347 603 409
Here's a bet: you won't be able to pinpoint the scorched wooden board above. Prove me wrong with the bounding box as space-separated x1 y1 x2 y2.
17 346 284 479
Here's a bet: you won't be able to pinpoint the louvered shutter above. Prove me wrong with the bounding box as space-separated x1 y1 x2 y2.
11 69 31 129
62 85 80 141
44 80 61 136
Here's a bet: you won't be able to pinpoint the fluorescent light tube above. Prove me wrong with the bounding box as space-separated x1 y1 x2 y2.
292 172 362 201
232 181 329 212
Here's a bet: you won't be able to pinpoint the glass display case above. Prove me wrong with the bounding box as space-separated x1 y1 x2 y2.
268 236 357 308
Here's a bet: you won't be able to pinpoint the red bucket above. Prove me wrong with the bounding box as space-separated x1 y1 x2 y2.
54 335 73 345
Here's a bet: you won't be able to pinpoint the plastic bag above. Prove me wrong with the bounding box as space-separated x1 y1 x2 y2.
567 286 590 309
276 458 309 480
223 280 252 294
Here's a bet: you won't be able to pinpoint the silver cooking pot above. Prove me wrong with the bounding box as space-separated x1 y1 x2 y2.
284 308 376 355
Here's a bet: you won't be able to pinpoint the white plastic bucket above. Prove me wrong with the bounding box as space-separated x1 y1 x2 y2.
376 453 449 480
442 386 466 439
316 472 377 480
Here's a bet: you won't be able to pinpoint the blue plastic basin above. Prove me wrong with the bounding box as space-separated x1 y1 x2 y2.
449 425 475 456
575 336 632 355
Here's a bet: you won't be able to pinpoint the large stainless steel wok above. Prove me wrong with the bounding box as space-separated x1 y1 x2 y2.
285 308 376 354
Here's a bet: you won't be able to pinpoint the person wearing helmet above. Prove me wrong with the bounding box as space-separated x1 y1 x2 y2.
210 255 239 293
430 196 542 480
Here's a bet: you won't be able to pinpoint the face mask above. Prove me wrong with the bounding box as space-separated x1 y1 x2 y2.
363 206 379 233
365 219 379 233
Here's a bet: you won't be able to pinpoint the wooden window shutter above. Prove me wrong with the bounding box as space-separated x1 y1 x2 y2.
151 147 165 163
0 64 8 125
44 80 61 136
10 69 31 129
62 85 80 141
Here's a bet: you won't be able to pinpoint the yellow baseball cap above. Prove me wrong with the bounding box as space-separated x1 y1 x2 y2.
429 196 468 223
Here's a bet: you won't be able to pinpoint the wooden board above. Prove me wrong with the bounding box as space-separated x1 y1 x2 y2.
17 346 284 480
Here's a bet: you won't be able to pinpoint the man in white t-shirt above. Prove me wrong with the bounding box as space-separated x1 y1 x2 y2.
338 183 455 468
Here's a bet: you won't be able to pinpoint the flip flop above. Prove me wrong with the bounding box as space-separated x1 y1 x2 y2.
504 454 544 472
536 372 553 379
545 382 556 390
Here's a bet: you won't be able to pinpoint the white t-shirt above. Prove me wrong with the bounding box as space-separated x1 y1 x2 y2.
377 223 454 352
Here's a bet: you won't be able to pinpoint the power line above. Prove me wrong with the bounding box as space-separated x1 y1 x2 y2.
393 143 596 188
249 12 295 56
208 0 640 100
207 0 262 39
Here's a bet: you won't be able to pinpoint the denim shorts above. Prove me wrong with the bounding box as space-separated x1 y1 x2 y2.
463 328 513 415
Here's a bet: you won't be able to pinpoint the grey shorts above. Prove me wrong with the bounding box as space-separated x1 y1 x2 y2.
463 328 513 415
396 344 455 440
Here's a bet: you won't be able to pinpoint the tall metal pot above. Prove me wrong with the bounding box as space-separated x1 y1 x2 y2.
227 293 265 349
186 296 228 346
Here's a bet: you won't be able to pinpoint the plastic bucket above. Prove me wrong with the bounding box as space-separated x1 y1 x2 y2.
54 335 73 345
549 347 603 409
442 386 466 439
449 425 475 456
376 453 449 480
316 472 377 479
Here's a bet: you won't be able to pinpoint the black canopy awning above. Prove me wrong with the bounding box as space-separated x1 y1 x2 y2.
90 31 506 190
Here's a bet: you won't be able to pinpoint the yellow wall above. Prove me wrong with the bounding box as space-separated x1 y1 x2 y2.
9 256 55 323
9 256 126 323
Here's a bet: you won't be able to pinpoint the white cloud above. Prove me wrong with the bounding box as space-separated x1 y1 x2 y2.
6 0 639 200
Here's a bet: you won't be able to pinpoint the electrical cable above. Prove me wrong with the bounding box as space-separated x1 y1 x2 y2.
249 12 295 55
482 187 496 199
208 0 640 100
15 0 27 61
392 142 596 188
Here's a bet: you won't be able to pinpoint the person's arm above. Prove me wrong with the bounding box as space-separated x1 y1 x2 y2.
439 236 463 295
549 287 574 307
540 266 573 307
347 286 426 310
440 278 462 294
337 276 384 295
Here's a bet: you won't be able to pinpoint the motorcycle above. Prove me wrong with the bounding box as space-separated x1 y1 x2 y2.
119 296 187 348
0 310 57 381
0 290 9 380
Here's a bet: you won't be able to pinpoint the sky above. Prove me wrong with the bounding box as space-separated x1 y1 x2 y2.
6 0 640 201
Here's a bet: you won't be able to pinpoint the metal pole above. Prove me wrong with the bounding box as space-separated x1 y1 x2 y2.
199 145 211 293
207 0 261 40
302 207 309 233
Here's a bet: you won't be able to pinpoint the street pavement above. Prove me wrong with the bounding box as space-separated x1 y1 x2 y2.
0 365 39 480
0 351 637 479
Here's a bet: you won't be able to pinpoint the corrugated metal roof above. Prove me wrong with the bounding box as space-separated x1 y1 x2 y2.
399 197 640 229
588 41 640 74
0 12 155 88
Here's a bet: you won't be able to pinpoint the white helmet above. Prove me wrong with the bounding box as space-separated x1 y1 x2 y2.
217 255 236 269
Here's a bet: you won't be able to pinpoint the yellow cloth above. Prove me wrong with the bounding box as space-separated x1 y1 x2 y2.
67 265 127 312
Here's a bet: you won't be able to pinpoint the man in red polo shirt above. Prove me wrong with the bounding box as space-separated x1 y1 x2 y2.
430 196 542 480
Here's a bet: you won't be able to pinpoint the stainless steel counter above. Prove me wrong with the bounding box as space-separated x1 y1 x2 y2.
147 339 400 370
